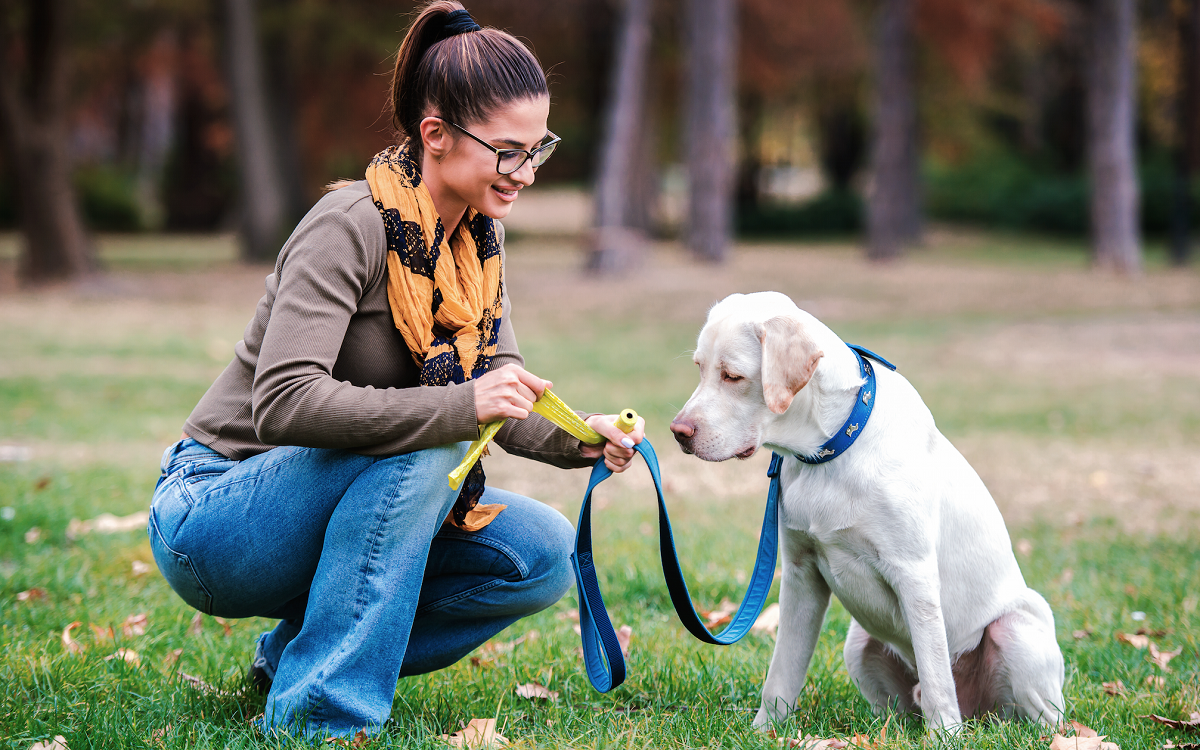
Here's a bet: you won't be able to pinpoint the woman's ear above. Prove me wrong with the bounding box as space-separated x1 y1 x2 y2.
419 116 452 161
758 316 823 414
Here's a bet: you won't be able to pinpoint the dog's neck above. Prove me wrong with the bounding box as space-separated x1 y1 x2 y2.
762 335 865 460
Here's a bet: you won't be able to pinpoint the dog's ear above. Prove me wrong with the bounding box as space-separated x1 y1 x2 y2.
759 315 823 414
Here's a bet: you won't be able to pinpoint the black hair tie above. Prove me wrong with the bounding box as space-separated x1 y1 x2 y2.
440 9 482 39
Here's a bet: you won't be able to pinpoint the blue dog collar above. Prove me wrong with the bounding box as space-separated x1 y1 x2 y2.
795 344 896 465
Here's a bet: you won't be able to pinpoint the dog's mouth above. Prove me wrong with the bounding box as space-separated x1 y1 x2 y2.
735 446 757 459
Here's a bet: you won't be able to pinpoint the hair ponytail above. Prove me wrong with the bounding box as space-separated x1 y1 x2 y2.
389 1 548 160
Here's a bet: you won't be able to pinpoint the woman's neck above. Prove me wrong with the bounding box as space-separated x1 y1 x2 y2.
420 149 467 235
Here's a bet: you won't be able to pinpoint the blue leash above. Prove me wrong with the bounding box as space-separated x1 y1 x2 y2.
568 343 895 693
570 440 783 692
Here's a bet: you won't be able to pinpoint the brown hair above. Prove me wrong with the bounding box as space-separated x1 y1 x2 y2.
390 1 548 161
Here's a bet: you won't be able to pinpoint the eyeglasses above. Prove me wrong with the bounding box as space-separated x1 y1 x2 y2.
442 119 560 175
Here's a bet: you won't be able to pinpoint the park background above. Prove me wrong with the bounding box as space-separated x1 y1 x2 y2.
1 0 1199 748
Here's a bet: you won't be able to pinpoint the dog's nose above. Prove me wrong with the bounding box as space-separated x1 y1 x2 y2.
670 418 695 441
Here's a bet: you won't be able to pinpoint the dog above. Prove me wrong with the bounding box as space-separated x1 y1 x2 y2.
669 292 1064 734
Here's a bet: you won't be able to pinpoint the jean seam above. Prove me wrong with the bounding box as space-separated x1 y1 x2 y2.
214 446 307 494
414 578 506 615
436 531 531 579
148 506 215 615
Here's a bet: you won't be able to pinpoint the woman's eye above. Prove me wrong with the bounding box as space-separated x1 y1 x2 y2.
722 372 743 383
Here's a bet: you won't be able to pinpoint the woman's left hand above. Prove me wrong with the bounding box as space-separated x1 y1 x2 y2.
580 413 646 472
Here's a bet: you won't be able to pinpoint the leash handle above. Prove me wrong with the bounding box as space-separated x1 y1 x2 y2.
571 440 781 692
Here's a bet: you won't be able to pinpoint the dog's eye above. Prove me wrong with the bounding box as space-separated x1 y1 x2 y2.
722 371 744 383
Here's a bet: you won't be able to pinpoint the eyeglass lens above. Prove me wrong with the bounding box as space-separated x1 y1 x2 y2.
497 141 558 174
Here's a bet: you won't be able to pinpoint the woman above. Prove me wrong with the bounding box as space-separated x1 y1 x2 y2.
148 1 643 738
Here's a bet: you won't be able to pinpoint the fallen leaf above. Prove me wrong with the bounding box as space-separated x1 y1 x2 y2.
179 671 233 696
28 736 69 750
104 648 140 666
786 736 847 749
1072 722 1099 737
1016 538 1033 556
131 560 151 576
1102 680 1126 696
212 616 233 637
24 526 42 544
149 724 172 744
1073 629 1092 640
1149 643 1183 671
89 623 115 642
1146 675 1166 689
752 603 781 637
187 611 203 636
439 718 508 748
699 597 738 629
17 588 46 603
1117 632 1150 649
616 625 632 657
66 511 149 539
1048 734 1120 750
515 682 559 702
326 729 372 747
1162 742 1200 749
1144 712 1200 731
556 608 579 622
61 622 83 654
162 648 183 669
1137 627 1170 637
34 477 50 491
121 613 148 638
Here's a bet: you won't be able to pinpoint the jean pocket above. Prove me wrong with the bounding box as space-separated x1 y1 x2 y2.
148 506 214 615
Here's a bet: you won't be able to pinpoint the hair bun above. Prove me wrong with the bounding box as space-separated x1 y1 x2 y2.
440 9 481 40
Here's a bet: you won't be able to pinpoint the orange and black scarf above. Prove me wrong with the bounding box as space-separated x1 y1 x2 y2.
365 142 504 529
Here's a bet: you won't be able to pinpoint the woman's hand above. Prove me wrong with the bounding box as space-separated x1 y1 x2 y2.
474 364 551 424
580 413 646 473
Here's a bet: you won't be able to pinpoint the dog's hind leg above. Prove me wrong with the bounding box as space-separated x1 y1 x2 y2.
985 593 1066 726
843 619 920 715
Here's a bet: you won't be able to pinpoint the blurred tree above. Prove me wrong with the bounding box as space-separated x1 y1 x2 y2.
684 0 736 262
589 0 653 274
868 0 920 260
0 0 95 285
1084 0 1141 273
219 0 288 263
1172 0 1199 265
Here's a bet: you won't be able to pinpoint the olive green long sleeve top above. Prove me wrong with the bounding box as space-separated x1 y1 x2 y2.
183 180 591 469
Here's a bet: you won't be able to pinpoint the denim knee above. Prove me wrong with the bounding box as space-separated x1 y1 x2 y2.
525 505 575 610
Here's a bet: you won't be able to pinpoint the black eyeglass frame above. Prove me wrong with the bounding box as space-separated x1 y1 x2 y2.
442 119 560 175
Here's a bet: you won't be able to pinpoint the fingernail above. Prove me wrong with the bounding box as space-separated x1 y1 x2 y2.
621 438 634 449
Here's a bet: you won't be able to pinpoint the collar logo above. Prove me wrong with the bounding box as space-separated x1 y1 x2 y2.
845 423 860 438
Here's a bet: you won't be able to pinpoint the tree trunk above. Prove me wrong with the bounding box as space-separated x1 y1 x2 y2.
0 0 95 285
219 0 287 263
589 0 653 274
684 0 736 263
1172 0 1199 267
867 0 921 261
1086 0 1140 274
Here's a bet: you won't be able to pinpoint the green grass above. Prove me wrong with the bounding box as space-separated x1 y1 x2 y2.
1 233 1198 748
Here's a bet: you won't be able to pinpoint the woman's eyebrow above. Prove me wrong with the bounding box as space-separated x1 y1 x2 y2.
493 132 551 149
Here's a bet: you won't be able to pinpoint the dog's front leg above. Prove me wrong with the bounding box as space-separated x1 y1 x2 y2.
753 531 830 730
893 559 962 734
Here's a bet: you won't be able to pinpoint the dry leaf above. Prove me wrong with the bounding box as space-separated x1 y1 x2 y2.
131 560 151 576
1117 632 1150 649
1102 680 1126 696
515 682 559 702
66 511 149 539
1072 722 1099 737
1149 643 1183 671
1162 742 1200 749
556 608 579 622
326 729 372 748
1073 629 1092 640
25 526 42 544
17 588 46 603
212 616 233 637
439 718 508 748
752 603 781 637
616 625 632 657
104 648 140 666
162 648 183 669
121 613 148 638
1048 734 1120 750
89 623 115 642
1147 675 1166 688
28 736 69 750
61 622 83 654
1145 712 1200 731
700 598 738 629
1016 538 1033 556
179 671 233 696
187 611 203 637
786 736 847 749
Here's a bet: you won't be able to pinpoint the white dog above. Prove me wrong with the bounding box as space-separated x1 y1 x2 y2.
670 292 1064 734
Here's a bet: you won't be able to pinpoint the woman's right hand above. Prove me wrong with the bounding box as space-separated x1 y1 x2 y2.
473 364 552 424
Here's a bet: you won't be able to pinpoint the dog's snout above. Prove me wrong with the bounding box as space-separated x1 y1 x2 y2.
670 418 696 441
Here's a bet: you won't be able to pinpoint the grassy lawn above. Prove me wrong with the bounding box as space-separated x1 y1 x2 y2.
1 229 1198 749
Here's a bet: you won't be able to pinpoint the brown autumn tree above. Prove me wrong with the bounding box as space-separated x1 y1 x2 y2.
0 0 95 285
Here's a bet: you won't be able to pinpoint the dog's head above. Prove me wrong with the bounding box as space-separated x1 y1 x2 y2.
670 292 829 461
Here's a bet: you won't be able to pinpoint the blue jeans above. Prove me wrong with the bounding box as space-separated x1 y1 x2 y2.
149 438 576 737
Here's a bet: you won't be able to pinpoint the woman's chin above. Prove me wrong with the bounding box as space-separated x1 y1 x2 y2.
475 201 515 221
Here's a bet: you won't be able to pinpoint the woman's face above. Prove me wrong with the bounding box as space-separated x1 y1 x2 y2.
423 95 551 222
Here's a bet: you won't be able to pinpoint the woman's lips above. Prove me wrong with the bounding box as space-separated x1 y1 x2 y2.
492 185 519 202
